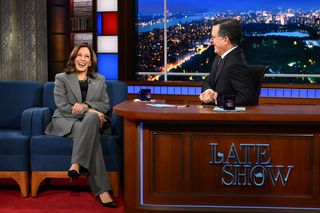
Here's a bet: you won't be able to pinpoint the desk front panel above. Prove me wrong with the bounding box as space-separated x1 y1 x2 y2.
141 122 319 211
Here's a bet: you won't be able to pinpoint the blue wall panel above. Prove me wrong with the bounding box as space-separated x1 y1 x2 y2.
97 54 118 80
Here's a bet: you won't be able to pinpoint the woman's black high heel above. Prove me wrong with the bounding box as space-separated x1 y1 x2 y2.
79 166 90 176
68 166 89 182
97 195 117 208
101 200 117 208
68 170 79 181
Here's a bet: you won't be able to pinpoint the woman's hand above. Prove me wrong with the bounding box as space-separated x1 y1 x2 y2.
71 103 88 114
88 109 106 128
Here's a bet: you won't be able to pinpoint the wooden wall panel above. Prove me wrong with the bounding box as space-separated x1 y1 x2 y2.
142 124 318 207
47 0 70 81
150 133 185 194
189 134 313 197
0 0 47 82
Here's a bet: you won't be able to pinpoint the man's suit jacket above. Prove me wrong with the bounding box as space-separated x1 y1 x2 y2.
45 72 110 136
202 47 256 106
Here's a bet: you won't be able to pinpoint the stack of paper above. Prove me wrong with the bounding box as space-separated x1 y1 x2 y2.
146 103 178 108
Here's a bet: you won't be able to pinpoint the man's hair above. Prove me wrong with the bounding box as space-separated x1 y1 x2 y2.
64 43 97 77
213 19 242 46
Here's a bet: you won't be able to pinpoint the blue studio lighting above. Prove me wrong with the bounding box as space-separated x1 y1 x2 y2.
97 13 102 35
97 54 118 80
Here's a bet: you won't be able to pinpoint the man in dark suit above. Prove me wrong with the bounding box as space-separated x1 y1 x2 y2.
199 19 256 106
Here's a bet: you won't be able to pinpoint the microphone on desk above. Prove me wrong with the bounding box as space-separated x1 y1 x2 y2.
138 89 151 101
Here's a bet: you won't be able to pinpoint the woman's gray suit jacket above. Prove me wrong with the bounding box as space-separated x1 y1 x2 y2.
45 72 110 136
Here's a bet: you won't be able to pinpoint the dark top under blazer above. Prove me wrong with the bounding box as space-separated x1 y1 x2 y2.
202 47 256 106
45 72 110 137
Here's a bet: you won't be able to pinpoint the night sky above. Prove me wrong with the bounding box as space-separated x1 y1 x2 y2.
139 0 320 14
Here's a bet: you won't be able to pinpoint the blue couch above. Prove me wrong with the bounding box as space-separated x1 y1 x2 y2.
0 80 43 197
30 80 127 197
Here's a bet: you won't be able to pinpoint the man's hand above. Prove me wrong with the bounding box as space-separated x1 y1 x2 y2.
199 89 218 104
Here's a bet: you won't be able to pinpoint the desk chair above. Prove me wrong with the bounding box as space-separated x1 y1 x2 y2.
249 65 268 105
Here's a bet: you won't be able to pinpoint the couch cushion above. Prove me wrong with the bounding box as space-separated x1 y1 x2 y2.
30 135 72 155
0 130 30 170
0 81 42 129
31 134 123 171
0 130 29 154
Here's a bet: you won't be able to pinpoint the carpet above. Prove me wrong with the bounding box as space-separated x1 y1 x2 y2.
0 179 125 213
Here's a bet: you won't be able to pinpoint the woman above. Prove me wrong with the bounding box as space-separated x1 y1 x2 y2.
45 43 116 208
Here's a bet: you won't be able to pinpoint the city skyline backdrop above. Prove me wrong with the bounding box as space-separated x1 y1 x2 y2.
136 0 320 83
139 0 320 14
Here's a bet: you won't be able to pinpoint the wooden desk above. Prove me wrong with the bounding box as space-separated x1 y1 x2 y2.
114 100 320 213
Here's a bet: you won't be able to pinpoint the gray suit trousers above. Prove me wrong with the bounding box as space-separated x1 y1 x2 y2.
67 112 111 196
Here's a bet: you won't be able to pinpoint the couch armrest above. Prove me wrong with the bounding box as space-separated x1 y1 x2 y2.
111 112 123 137
21 107 51 136
21 107 35 136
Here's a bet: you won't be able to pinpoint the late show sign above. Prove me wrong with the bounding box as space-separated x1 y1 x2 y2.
209 143 293 187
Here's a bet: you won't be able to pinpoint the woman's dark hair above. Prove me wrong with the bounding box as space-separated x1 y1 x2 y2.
213 19 242 46
64 43 98 77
